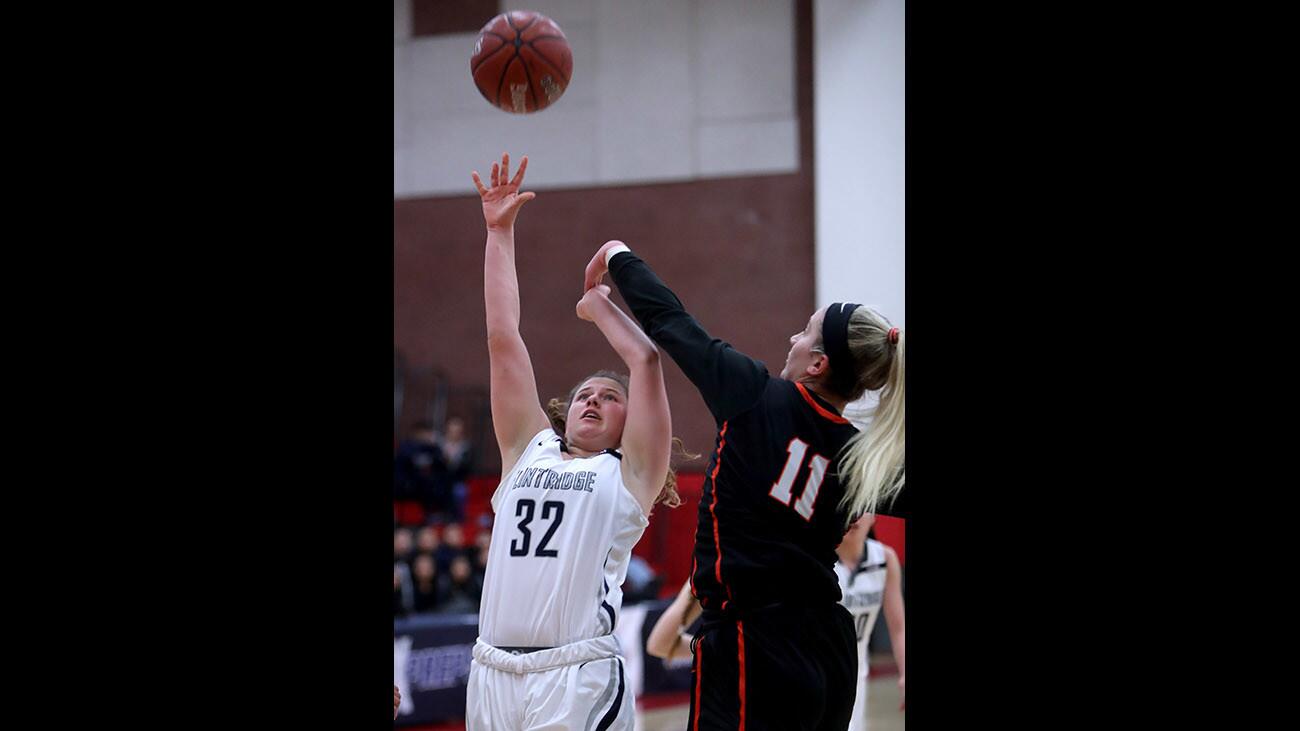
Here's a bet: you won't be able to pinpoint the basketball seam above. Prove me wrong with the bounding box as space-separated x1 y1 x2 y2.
495 53 520 110
471 41 512 74
519 54 540 112
524 42 570 84
505 13 539 34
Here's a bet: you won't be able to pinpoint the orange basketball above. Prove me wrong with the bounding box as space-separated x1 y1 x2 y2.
471 10 573 114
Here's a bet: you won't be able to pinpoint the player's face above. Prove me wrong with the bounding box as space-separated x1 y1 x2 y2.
565 377 629 452
780 307 827 380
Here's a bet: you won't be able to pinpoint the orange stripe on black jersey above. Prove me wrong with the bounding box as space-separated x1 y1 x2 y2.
737 620 747 731
708 421 734 610
795 382 850 424
692 642 703 731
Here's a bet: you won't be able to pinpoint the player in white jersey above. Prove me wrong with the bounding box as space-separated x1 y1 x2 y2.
466 153 677 730
834 514 905 731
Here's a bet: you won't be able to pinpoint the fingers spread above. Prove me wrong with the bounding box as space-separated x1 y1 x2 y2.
511 155 529 187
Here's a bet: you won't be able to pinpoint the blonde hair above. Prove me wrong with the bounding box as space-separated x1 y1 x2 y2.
826 308 905 523
544 370 696 509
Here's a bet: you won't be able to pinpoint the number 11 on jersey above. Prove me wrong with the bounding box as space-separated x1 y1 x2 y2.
769 437 829 520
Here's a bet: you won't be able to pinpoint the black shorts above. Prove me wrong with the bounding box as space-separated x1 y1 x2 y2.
687 602 858 731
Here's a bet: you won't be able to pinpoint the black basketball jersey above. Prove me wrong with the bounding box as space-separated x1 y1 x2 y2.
609 251 906 613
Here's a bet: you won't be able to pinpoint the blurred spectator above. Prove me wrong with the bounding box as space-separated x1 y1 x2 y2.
393 527 414 565
435 417 476 522
394 421 443 516
411 553 442 614
471 530 491 584
436 523 469 572
394 562 414 617
437 555 483 614
415 525 441 557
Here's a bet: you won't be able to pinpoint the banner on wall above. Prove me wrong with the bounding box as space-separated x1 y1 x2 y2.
394 614 479 726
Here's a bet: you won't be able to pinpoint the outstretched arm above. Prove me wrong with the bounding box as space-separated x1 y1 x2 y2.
474 153 550 477
585 241 769 424
576 285 671 517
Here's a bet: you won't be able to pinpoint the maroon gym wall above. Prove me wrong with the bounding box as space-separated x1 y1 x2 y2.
395 0 816 474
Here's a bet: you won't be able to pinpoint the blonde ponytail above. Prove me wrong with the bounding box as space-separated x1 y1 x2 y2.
835 319 904 523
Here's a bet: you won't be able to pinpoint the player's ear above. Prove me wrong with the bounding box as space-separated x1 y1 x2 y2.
807 351 829 379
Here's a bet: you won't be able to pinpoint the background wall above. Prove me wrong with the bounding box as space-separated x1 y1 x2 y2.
393 0 903 466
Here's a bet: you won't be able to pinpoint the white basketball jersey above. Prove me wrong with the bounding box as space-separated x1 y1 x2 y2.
835 539 888 680
478 428 649 648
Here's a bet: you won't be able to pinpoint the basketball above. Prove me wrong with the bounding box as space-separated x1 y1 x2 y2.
470 11 573 114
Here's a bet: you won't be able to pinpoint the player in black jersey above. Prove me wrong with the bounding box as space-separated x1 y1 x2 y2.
584 240 906 731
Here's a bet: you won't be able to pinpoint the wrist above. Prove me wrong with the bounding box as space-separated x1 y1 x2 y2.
604 243 631 266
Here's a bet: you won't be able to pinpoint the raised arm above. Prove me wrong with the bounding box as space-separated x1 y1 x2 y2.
473 153 550 477
575 285 670 517
585 241 769 424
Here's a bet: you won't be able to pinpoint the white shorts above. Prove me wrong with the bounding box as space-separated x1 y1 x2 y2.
466 636 634 731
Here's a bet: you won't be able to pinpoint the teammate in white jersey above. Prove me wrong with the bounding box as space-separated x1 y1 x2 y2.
466 153 677 731
834 513 905 731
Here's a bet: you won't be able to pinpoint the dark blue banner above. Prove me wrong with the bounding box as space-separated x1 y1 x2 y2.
394 614 479 726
